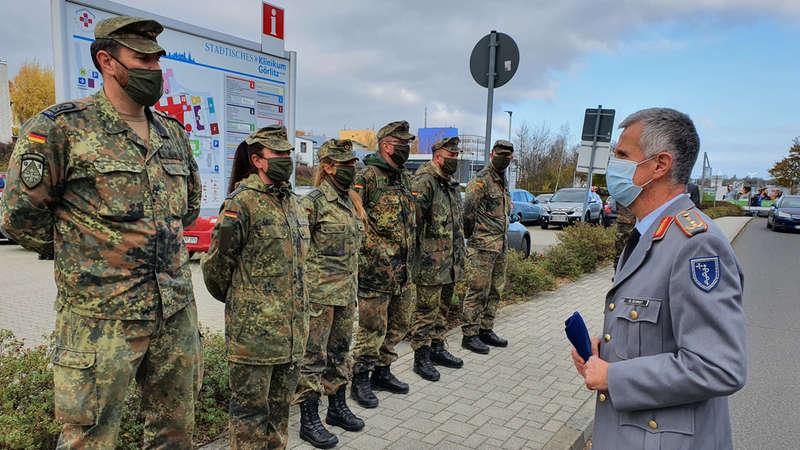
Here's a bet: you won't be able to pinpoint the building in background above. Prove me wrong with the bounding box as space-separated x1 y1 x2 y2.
295 136 316 166
417 127 458 154
0 57 12 143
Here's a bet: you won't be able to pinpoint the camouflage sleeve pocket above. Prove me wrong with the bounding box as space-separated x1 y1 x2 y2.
52 346 98 426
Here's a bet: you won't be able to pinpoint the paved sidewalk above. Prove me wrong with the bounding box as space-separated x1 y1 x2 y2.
202 269 613 450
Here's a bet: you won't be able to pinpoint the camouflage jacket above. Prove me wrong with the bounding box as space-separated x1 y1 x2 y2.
463 166 511 253
412 161 465 285
201 174 310 365
0 91 201 320
302 179 364 306
352 153 416 294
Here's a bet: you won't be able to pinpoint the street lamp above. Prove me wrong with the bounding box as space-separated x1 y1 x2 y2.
504 110 513 142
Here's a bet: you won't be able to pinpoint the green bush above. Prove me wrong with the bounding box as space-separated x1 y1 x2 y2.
504 250 556 297
0 330 60 450
539 223 616 278
0 327 230 449
701 202 744 219
541 244 583 279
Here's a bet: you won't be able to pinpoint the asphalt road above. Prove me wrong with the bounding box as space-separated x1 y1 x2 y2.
730 218 800 449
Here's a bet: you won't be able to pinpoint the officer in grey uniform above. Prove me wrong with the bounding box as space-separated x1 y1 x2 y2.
571 108 746 450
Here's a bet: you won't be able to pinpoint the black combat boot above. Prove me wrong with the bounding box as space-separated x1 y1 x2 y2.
413 346 440 381
350 370 379 408
479 329 509 347
326 385 365 432
461 335 490 354
371 365 410 394
299 393 338 449
430 340 464 368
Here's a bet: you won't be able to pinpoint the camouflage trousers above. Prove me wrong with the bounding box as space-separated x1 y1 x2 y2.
461 248 507 337
53 302 202 450
229 361 300 450
295 302 356 403
351 285 414 374
410 283 455 350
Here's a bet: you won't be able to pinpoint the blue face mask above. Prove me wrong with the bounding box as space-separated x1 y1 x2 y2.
605 156 655 207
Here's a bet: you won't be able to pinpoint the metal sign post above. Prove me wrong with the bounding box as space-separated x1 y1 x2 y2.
470 31 519 163
580 106 615 220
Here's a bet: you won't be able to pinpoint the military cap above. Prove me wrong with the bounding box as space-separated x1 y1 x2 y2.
376 120 415 141
244 125 294 152
94 16 166 55
318 139 357 163
431 136 462 153
492 139 514 156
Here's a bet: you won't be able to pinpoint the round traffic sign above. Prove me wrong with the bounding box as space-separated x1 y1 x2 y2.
470 32 519 89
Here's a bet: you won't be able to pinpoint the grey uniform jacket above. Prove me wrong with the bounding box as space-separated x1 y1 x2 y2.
592 195 746 450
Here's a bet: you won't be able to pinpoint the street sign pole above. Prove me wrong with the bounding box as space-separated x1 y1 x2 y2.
483 31 498 163
581 104 602 220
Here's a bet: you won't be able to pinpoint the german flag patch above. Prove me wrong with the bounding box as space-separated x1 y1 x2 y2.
27 132 47 144
223 210 239 220
353 183 364 189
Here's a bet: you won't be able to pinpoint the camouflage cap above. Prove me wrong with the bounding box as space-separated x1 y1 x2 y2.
492 139 514 155
431 136 462 153
245 125 294 152
376 120 415 141
94 16 166 55
318 139 357 163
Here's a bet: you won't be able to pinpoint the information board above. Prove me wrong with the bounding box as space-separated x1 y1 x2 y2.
52 0 296 216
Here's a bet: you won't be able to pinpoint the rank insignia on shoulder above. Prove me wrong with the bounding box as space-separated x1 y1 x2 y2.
690 256 720 291
20 153 45 189
41 102 83 120
27 132 47 144
222 210 239 220
674 209 707 237
652 216 674 241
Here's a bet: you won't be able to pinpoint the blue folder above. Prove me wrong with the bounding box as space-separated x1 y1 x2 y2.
564 311 592 362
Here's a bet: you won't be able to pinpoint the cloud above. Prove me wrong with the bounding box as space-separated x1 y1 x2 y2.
2 0 799 140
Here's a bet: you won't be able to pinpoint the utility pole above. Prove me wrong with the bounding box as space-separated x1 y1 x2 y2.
424 106 427 128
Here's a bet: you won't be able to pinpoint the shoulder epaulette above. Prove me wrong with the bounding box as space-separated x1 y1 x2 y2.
306 189 324 201
41 102 85 120
226 185 252 200
652 216 674 241
674 209 708 237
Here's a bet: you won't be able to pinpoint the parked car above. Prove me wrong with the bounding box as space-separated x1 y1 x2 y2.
540 187 603 229
767 195 800 232
507 215 531 256
602 196 618 227
510 189 543 224
537 193 554 204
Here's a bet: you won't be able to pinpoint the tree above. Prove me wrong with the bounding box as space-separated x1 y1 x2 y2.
513 121 578 193
768 137 800 193
9 61 55 126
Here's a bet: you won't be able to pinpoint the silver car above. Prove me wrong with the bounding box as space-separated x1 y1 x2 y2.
540 187 603 229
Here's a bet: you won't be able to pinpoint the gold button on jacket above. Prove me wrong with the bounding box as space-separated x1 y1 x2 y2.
608 303 615 311
604 334 612 342
598 393 607 402
648 419 658 429
629 310 639 320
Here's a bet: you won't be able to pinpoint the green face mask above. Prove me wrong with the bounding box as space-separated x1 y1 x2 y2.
112 56 164 107
441 157 459 176
266 157 293 183
492 155 511 172
332 165 355 191
390 144 410 166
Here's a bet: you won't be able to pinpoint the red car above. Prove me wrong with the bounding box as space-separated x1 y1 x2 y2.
183 215 217 257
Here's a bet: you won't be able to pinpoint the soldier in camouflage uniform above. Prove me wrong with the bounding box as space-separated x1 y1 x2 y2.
410 137 466 381
294 139 365 448
201 126 309 450
0 17 203 449
461 140 514 354
350 121 417 409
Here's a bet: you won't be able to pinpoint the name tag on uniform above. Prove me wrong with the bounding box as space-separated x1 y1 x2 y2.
623 297 650 307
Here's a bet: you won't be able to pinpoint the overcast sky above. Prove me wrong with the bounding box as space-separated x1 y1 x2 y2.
2 0 799 177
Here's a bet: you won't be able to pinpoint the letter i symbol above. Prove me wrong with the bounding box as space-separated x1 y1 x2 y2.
270 9 277 36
